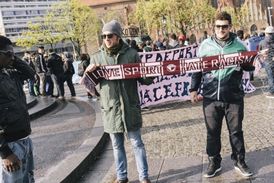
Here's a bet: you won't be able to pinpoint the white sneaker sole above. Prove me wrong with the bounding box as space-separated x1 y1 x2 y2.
204 167 222 178
234 166 253 177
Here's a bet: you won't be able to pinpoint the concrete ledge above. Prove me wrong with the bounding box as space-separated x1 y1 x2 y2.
26 96 38 109
29 97 58 120
37 98 108 183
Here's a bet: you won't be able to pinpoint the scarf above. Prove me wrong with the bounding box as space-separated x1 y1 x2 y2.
80 51 258 95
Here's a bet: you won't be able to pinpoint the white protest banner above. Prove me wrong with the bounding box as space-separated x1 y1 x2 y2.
138 44 198 107
138 45 256 107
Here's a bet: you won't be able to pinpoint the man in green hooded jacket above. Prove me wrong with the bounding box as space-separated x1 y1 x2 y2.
86 20 152 183
190 12 254 178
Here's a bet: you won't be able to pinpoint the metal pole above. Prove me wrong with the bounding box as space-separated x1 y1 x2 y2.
268 7 273 26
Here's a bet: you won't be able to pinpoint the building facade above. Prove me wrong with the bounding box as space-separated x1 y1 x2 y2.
82 0 273 41
0 0 63 42
80 0 137 53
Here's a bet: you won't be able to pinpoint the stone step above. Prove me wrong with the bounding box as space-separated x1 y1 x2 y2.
28 96 58 120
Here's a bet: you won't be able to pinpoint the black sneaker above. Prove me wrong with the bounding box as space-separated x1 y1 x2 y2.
204 160 222 178
234 161 253 177
114 178 128 183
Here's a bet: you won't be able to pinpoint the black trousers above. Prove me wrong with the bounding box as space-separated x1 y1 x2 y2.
203 98 246 161
51 74 64 97
63 74 76 96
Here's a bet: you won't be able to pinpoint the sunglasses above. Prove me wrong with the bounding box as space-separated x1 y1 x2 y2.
215 24 230 29
101 34 114 39
0 50 14 57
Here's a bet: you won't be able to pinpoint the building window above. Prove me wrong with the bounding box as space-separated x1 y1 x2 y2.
14 5 25 8
2 11 14 16
26 5 36 8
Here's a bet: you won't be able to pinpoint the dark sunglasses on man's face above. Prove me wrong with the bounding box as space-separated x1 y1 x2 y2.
0 50 14 57
215 24 230 29
101 34 114 39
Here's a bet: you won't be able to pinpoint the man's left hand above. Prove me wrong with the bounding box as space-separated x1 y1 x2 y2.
2 154 21 172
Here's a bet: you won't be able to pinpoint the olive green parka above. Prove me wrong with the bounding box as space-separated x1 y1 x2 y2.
90 41 153 133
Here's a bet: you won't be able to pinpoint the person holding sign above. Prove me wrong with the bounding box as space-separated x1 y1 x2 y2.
189 12 254 178
85 20 153 183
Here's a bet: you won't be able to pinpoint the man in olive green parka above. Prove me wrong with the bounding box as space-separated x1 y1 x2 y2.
86 20 152 183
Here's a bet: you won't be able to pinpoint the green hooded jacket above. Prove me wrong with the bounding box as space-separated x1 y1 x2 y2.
90 41 153 133
190 33 254 102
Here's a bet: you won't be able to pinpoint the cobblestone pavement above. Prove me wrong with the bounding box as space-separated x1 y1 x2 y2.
140 89 274 159
101 73 274 183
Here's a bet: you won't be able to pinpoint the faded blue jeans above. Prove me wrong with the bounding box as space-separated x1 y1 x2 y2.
0 137 34 183
109 129 149 181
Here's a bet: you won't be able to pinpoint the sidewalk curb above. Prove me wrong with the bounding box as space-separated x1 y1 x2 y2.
29 97 58 120
61 99 108 183
61 133 109 183
26 96 38 109
37 98 108 183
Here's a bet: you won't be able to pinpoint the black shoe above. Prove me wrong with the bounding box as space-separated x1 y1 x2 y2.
234 160 253 177
204 156 222 178
114 178 128 183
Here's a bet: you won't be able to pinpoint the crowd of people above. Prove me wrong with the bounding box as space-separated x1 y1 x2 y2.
2 9 274 183
125 32 194 53
22 47 82 100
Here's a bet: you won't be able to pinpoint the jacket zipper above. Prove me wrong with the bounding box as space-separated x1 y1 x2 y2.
208 42 223 101
216 48 225 101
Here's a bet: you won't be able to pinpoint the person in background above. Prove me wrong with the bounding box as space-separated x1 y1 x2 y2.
0 35 35 183
258 26 274 98
190 11 254 178
178 34 186 47
78 53 99 99
47 49 65 99
23 51 36 96
125 38 131 46
167 33 179 49
130 40 142 52
143 40 153 52
85 20 153 183
236 30 244 42
199 31 209 43
62 52 76 98
44 52 54 96
30 52 40 96
33 46 47 96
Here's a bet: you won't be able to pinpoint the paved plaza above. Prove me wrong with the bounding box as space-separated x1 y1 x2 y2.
100 76 274 183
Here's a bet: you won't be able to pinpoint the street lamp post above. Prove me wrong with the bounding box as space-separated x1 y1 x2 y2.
268 7 273 26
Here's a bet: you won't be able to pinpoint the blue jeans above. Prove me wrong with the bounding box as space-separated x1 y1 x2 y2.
109 130 149 181
264 62 274 93
0 137 34 183
27 79 35 96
